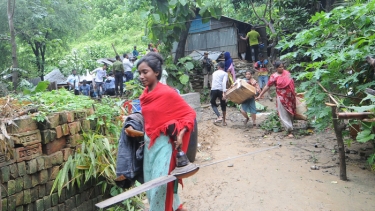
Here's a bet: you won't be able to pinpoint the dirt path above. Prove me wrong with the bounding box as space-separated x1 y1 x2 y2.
179 100 375 211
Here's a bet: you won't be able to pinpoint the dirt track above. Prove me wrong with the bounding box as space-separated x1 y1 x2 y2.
178 99 375 211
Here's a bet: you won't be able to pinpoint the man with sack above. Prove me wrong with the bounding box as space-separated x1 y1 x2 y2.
202 52 213 88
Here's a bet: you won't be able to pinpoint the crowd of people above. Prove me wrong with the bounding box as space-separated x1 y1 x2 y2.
206 49 296 137
66 43 161 98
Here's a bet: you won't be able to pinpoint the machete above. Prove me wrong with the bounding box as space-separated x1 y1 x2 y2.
96 145 280 209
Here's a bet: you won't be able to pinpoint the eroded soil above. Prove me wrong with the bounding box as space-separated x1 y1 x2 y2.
179 99 375 211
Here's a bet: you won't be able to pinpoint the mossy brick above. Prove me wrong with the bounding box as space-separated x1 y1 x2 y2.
54 126 63 139
37 114 60 130
31 174 38 188
38 185 46 198
71 208 77 211
48 151 64 166
1 183 7 198
57 203 65 211
45 180 56 194
26 159 38 174
61 124 70 136
0 165 10 183
36 157 45 171
8 194 16 210
0 150 16 168
34 199 44 211
43 195 51 209
9 163 18 179
6 116 38 135
17 161 26 177
80 120 91 132
11 130 41 147
48 166 60 180
68 121 81 135
64 111 75 123
97 195 103 202
58 112 68 125
66 184 76 198
43 138 67 155
23 174 32 189
16 206 24 211
58 188 66 204
74 110 87 120
61 148 72 162
74 194 81 207
15 177 24 193
64 197 76 211
15 143 42 162
89 119 97 130
23 203 34 211
47 207 58 211
8 180 16 196
23 189 31 204
41 130 57 144
43 156 52 169
67 134 82 147
92 197 98 207
86 108 95 116
51 193 59 206
38 170 48 184
2 198 7 211
15 191 24 206
30 187 38 202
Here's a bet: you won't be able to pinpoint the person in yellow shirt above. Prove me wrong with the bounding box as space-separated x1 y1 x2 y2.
240 26 262 63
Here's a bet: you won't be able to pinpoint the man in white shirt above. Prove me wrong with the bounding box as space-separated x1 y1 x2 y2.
66 69 80 95
211 61 228 126
90 64 107 98
122 53 134 82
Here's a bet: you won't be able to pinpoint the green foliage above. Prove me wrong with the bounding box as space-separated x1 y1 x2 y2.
259 111 282 131
278 1 375 169
124 80 145 100
166 56 194 93
106 181 145 211
23 81 49 95
51 131 118 196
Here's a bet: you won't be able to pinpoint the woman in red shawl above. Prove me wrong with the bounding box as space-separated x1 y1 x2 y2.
137 52 195 211
256 61 296 137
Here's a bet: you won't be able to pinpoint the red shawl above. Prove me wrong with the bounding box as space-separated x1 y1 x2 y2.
140 82 196 211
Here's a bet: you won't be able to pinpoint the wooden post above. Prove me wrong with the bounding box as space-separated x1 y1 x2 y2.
331 105 347 180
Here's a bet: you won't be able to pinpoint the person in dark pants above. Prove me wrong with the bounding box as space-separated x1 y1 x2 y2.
113 55 124 97
240 25 262 63
123 53 134 82
210 61 228 126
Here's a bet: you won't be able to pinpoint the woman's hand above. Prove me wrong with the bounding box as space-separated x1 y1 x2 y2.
222 93 226 100
175 127 187 149
255 95 263 101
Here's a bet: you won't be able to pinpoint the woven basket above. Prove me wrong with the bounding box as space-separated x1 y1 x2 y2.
225 80 256 104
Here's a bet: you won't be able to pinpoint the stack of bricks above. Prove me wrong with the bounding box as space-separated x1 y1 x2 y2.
1 109 105 211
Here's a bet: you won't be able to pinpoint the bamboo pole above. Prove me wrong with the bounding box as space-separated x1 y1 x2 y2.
331 104 347 180
337 112 373 119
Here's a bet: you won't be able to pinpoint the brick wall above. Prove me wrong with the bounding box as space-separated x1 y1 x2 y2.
1 109 105 211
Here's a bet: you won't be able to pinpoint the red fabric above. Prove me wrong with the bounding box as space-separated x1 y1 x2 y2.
140 82 196 211
267 70 296 115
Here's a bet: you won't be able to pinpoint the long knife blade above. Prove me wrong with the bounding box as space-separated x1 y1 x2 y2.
95 175 176 209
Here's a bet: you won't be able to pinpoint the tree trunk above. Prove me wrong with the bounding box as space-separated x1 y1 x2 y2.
331 105 347 181
7 0 19 90
174 20 192 64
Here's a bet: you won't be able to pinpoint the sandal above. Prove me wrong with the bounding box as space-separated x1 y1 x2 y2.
214 118 222 123
287 134 294 138
222 122 227 126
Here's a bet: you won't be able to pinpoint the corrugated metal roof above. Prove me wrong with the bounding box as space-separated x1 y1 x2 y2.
187 50 224 61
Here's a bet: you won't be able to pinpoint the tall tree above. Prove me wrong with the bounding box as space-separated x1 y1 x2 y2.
14 0 87 80
130 0 221 63
7 0 19 90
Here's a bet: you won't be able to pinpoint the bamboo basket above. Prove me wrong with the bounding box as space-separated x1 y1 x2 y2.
225 80 256 104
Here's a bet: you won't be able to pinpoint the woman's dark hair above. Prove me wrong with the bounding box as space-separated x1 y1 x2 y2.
273 60 283 68
137 52 163 80
258 53 264 59
217 61 225 69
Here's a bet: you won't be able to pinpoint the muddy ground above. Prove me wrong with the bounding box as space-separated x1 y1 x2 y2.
178 98 375 211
